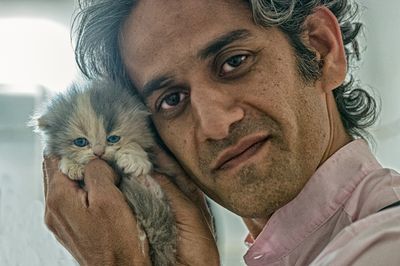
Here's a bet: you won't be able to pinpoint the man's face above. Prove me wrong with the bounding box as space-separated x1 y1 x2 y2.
121 0 331 217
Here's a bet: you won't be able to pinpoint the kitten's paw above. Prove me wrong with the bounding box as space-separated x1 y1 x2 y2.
67 166 85 180
59 159 84 180
117 154 152 177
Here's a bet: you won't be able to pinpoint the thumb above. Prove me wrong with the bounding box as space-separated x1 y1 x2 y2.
84 159 120 194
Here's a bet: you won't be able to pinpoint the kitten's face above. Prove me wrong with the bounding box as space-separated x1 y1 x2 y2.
38 84 153 166
59 94 125 165
64 122 124 165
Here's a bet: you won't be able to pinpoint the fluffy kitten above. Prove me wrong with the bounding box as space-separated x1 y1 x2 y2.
31 80 177 266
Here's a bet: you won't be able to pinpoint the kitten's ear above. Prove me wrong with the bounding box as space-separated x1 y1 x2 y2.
28 114 49 132
37 116 48 129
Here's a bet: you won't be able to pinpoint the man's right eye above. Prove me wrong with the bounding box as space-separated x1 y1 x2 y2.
158 91 188 111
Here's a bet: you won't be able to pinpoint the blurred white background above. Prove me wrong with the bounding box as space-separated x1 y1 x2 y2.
0 0 399 265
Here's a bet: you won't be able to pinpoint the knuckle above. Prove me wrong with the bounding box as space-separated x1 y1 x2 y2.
45 193 62 213
92 191 124 211
45 223 59 238
92 194 108 206
44 211 57 232
89 193 110 210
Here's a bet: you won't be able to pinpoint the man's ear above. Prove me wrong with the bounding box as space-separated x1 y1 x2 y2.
302 6 347 92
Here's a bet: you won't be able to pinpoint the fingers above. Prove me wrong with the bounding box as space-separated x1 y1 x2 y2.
84 159 119 187
152 143 205 208
43 157 121 208
83 159 122 204
154 174 214 233
42 159 48 199
43 156 80 196
42 157 149 265
43 156 59 199
172 172 203 204
165 171 214 227
43 156 60 180
43 157 90 249
153 174 192 206
43 156 89 221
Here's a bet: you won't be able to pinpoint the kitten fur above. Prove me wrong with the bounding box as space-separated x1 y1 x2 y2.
31 80 177 266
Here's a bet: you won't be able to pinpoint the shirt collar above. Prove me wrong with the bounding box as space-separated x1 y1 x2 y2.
244 139 382 261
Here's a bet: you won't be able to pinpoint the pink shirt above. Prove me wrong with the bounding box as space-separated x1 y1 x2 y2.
244 140 400 265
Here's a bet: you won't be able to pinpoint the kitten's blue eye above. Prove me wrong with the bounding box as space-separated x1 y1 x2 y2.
73 137 89 147
107 135 120 143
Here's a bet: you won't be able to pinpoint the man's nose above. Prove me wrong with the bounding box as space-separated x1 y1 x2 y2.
191 84 244 141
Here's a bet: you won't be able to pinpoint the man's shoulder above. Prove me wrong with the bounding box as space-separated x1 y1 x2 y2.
344 165 400 220
311 205 400 265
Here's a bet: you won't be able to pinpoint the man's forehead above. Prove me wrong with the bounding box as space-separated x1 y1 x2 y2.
120 0 254 90
124 0 252 44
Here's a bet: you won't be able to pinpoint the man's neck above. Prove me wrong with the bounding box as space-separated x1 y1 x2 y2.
319 92 353 167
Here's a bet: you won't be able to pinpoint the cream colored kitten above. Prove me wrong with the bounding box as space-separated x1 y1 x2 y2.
31 79 176 266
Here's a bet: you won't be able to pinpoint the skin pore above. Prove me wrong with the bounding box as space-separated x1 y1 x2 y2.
120 0 352 225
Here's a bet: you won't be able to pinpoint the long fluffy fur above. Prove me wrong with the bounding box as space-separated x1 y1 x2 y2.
31 79 177 266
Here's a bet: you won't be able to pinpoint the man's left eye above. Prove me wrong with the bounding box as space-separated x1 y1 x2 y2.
220 54 248 76
159 92 187 111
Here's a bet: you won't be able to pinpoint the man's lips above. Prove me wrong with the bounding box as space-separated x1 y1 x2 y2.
213 134 270 171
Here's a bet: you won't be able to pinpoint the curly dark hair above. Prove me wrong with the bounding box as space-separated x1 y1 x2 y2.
73 0 379 140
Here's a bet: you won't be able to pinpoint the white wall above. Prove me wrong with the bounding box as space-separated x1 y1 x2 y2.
0 1 80 265
360 0 400 171
0 1 399 266
0 0 76 26
0 87 78 266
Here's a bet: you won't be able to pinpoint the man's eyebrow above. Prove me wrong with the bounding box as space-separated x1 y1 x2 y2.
141 30 251 100
198 29 251 60
141 75 174 100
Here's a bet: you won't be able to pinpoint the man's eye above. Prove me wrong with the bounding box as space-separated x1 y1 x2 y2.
159 92 187 110
220 54 248 76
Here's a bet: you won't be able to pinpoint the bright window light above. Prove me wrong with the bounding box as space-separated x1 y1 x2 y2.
0 18 77 92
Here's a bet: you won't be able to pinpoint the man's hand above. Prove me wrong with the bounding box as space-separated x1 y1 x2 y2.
152 145 220 265
43 157 151 266
153 174 220 265
43 154 220 265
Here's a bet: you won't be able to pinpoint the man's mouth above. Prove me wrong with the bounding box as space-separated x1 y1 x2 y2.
213 134 270 171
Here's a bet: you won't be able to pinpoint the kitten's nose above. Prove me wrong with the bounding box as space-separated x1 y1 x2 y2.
93 145 105 157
